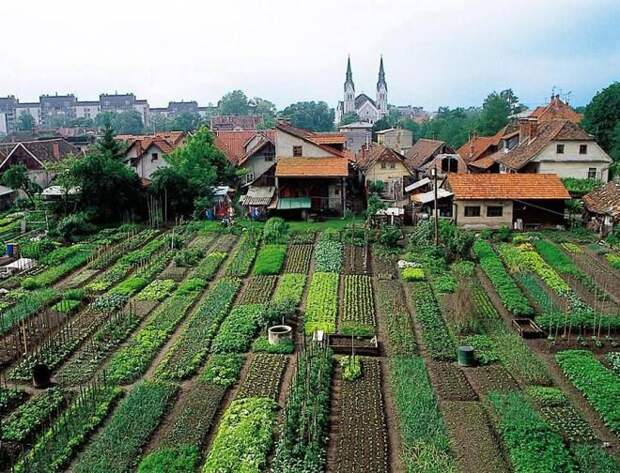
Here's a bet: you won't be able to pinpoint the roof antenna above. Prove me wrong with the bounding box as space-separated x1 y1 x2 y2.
563 91 572 105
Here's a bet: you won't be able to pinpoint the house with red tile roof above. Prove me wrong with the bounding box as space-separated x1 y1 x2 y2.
0 138 79 188
444 173 570 229
356 143 412 200
406 139 456 177
272 121 355 215
121 132 186 180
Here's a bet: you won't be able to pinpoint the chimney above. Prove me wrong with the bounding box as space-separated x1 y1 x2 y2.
519 118 538 143
52 142 60 159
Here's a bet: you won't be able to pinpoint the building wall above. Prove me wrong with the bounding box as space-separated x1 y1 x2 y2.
357 101 380 123
75 104 101 119
454 199 514 229
15 106 41 125
377 129 413 153
0 112 7 135
241 152 275 185
340 128 371 153
364 160 410 199
532 141 611 181
136 144 169 179
275 130 334 157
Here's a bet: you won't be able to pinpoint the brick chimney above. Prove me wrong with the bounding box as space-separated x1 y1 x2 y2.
519 118 538 143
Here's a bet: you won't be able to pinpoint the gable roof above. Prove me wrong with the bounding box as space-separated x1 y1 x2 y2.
310 133 347 145
214 130 257 164
355 93 376 109
238 131 276 165
275 157 349 177
457 126 507 163
356 143 409 172
405 139 446 169
529 96 582 124
275 122 346 158
582 181 620 217
498 120 593 170
0 139 79 170
446 173 570 200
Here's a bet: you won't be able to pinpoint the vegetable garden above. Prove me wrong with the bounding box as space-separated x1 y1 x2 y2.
1 220 619 473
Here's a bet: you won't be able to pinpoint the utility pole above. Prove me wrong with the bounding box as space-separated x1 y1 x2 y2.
433 164 439 247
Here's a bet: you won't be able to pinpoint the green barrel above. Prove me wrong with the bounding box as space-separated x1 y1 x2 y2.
457 345 475 367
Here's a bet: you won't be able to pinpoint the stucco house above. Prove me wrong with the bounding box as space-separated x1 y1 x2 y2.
356 143 412 201
273 122 353 215
444 173 570 230
121 132 186 180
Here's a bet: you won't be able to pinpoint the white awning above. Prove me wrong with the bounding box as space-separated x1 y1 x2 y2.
405 178 430 193
42 186 80 196
410 189 453 204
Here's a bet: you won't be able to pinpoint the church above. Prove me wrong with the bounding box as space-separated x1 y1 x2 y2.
335 56 388 125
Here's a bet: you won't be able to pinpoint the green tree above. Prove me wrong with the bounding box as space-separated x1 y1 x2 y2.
152 126 235 217
95 110 144 134
582 82 620 152
280 101 335 131
219 90 250 115
68 117 95 128
0 164 41 204
70 148 141 222
149 114 173 132
398 118 421 141
252 97 277 129
95 120 124 159
478 90 514 135
17 112 35 131
339 112 359 126
171 112 202 132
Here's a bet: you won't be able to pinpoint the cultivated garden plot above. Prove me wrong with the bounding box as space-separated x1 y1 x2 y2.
4 219 620 473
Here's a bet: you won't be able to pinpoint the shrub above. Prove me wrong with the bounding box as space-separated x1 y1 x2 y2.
263 217 289 244
253 244 287 275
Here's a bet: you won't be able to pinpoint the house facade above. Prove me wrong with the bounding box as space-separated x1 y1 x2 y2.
120 132 186 180
405 139 456 178
356 143 412 201
444 173 570 230
375 128 413 154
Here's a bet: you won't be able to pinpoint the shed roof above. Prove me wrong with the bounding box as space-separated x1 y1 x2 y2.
275 157 349 177
582 181 620 217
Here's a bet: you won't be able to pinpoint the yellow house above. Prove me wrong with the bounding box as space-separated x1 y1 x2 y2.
356 143 412 201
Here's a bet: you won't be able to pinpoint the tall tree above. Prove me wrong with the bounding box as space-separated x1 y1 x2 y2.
94 110 144 134
478 89 525 136
582 82 620 152
219 90 250 115
0 164 40 204
17 112 35 131
171 112 202 132
152 126 235 217
95 120 124 159
280 101 335 132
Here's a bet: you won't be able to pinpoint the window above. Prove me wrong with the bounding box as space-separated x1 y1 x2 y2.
380 162 387 169
464 206 481 217
556 144 564 154
389 162 396 169
264 152 274 162
293 145 302 157
246 172 255 183
441 156 459 173
579 144 588 155
487 206 503 217
588 168 597 180
151 152 159 162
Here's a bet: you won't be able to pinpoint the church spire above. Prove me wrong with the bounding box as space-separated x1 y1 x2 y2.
377 55 387 92
345 55 354 90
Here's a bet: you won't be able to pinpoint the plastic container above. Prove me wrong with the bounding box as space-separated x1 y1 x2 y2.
457 345 475 367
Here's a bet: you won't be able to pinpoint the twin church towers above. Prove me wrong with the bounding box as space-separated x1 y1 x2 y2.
336 56 388 124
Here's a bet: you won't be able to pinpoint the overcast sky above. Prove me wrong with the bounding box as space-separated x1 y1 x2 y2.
2 0 619 111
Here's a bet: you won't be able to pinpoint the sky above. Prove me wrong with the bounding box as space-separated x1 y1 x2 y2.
2 0 619 111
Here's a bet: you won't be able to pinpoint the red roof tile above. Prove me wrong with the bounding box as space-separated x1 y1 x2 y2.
276 157 349 177
214 130 257 164
583 181 620 217
446 173 570 200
